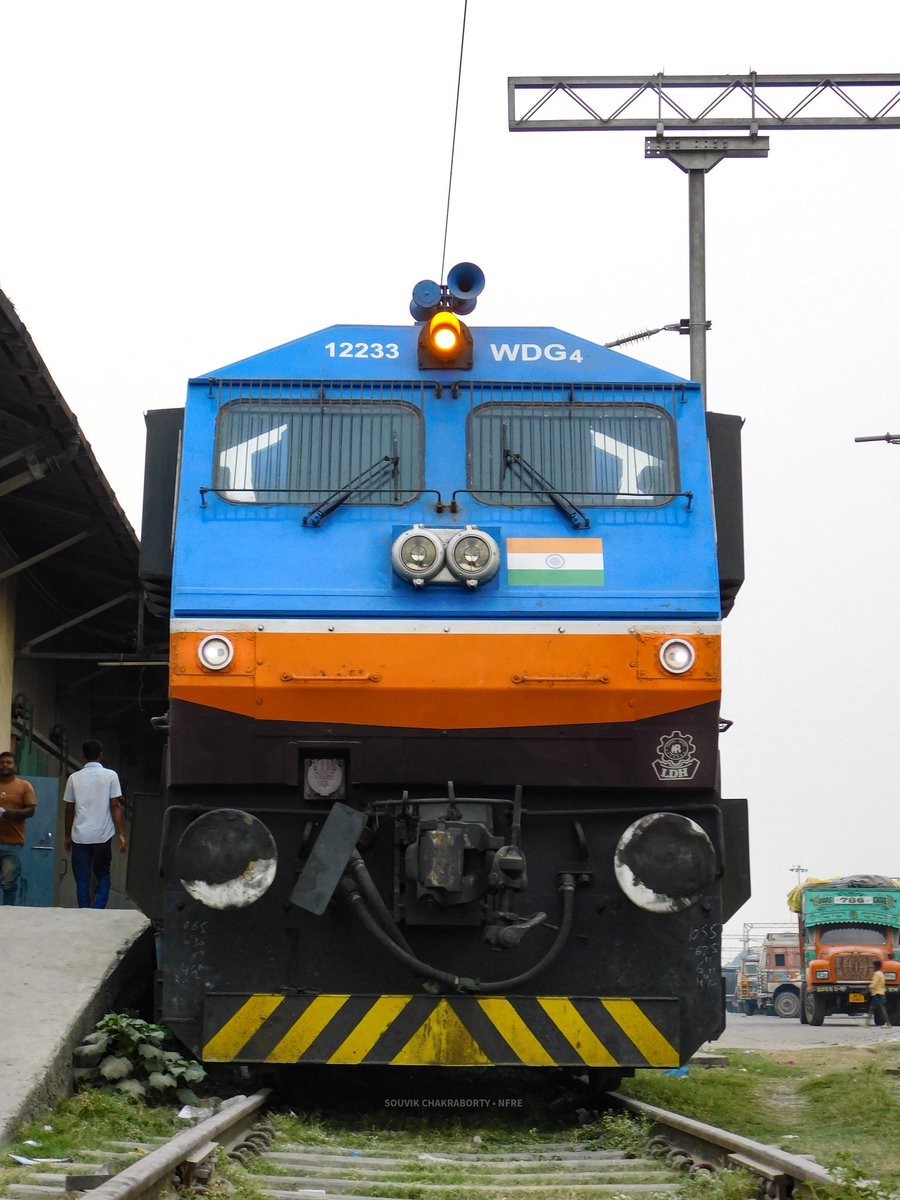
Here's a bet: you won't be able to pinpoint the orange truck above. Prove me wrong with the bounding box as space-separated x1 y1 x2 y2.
789 876 900 1025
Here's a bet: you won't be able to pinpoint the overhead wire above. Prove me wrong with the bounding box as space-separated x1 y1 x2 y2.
439 0 469 285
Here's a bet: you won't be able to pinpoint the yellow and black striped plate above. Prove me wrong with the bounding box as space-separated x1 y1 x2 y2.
202 993 680 1067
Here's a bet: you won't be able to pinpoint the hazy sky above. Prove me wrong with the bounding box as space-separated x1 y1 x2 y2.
2 1 899 953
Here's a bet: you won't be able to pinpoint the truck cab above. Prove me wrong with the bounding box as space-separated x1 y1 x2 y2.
758 934 801 1018
802 923 898 1024
793 878 900 1026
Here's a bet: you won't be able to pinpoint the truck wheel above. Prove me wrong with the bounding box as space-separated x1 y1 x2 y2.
743 999 757 1016
804 989 826 1026
773 990 801 1019
799 985 808 1024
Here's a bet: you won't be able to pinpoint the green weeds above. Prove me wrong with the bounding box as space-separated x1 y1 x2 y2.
72 1012 206 1103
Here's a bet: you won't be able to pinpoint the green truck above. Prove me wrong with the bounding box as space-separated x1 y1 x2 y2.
789 876 900 1025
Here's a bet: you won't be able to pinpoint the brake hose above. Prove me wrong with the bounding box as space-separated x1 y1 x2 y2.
342 871 576 994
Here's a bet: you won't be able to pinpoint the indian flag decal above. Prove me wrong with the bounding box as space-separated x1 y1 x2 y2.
506 538 604 587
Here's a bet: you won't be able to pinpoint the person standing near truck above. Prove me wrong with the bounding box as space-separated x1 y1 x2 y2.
869 962 891 1028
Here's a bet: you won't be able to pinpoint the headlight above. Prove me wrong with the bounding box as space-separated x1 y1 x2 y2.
815 969 829 980
391 526 445 586
198 635 234 670
614 811 716 914
659 638 695 674
884 971 897 981
175 809 277 909
446 527 500 587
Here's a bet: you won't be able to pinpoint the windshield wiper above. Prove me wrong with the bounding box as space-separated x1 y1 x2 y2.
303 453 400 527
504 449 590 529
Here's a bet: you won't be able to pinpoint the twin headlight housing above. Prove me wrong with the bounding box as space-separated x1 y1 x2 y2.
391 524 500 588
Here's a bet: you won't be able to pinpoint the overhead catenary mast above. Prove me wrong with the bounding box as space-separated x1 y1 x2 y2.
508 73 900 405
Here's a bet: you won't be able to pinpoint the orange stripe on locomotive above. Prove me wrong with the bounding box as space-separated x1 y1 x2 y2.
170 627 720 730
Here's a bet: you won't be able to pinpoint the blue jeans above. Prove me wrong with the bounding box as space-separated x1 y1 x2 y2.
71 839 113 909
0 844 22 904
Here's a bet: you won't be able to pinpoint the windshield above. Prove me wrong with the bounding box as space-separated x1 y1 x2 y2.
215 400 422 504
818 925 888 946
468 401 677 508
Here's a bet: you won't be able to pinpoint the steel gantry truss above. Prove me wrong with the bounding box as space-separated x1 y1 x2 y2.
508 73 900 134
508 74 900 400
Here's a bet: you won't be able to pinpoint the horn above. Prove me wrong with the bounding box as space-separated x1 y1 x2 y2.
410 299 437 322
410 279 441 322
452 297 477 317
447 262 485 305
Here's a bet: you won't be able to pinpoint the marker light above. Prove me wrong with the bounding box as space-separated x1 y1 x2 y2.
659 638 695 675
197 635 234 670
391 526 445 585
446 527 500 587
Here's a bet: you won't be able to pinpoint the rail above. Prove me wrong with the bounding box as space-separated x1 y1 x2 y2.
610 1091 835 1197
83 1090 271 1200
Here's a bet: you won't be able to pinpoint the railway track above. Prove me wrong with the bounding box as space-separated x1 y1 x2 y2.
2 1086 836 1200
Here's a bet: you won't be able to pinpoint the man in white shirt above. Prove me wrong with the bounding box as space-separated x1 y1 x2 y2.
63 739 127 909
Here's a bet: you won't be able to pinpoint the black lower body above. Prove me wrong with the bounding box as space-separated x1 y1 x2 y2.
144 698 749 1069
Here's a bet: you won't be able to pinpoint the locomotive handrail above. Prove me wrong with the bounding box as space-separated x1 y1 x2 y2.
281 672 381 682
512 672 609 684
450 487 695 510
199 483 695 511
198 485 445 507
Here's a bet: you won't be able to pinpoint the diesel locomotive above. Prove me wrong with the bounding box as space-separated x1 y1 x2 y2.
137 266 749 1087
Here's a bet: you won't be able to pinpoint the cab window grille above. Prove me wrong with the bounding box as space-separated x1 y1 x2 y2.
466 384 679 508
211 380 425 505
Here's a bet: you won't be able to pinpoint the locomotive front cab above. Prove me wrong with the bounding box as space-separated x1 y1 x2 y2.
149 315 749 1079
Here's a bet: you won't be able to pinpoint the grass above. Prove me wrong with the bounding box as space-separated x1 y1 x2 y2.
0 1091 181 1195
5 1047 900 1199
618 1041 900 1191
